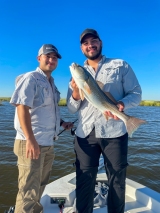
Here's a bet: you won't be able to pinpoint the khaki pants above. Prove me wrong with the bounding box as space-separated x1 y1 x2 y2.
13 139 55 213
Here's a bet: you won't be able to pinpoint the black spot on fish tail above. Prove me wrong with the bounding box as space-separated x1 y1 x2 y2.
125 116 147 137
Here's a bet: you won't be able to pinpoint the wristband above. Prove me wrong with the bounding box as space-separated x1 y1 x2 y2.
60 120 64 126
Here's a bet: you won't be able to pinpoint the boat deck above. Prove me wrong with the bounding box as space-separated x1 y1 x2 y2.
41 171 160 213
42 193 154 213
44 191 154 213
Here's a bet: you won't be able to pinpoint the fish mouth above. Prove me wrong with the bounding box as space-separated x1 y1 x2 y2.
69 63 81 74
69 63 88 81
70 63 79 69
69 63 77 77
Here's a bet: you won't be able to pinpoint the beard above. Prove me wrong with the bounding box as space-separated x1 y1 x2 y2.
84 45 102 60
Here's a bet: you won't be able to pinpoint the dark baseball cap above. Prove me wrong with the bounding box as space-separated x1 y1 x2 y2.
38 44 62 59
80 29 100 43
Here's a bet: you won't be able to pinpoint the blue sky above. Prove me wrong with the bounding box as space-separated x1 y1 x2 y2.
0 0 160 100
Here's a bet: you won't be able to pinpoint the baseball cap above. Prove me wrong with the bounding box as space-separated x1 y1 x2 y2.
38 44 62 59
80 29 100 43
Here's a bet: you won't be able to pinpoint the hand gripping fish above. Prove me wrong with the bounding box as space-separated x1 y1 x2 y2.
69 63 146 137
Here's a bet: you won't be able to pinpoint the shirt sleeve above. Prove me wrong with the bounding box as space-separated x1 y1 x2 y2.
10 74 36 108
67 81 81 113
119 62 142 110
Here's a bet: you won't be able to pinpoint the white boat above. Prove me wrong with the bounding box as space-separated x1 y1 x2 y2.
41 156 160 213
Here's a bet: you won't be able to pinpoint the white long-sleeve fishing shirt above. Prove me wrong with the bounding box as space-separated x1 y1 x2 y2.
67 56 142 138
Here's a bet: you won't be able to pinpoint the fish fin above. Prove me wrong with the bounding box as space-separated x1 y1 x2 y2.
96 81 104 90
79 89 85 100
104 92 118 105
84 82 92 94
125 116 147 137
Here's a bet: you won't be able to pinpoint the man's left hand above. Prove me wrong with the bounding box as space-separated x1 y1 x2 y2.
104 101 124 120
61 122 73 130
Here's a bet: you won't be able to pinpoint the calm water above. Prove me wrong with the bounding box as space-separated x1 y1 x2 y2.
0 102 160 211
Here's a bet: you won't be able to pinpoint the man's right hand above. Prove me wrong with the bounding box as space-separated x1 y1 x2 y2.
26 138 40 159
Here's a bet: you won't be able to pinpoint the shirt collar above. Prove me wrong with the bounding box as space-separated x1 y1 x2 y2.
36 67 54 83
36 67 48 78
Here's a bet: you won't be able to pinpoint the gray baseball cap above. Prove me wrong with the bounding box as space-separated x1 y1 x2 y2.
80 29 100 44
38 44 62 59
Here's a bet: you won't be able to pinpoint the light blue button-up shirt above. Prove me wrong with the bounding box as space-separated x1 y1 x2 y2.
67 56 142 138
10 67 61 146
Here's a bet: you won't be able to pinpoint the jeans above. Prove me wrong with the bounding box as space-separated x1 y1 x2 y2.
74 129 128 213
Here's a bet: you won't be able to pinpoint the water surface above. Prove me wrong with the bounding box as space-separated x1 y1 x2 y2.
0 102 159 211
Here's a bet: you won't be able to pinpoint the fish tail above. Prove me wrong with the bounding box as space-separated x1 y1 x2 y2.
125 116 146 137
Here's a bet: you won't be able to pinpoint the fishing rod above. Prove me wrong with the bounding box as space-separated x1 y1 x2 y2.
57 119 78 137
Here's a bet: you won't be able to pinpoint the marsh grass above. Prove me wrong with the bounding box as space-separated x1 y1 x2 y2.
0 97 11 102
140 100 160 107
0 98 160 107
58 99 67 106
0 97 67 106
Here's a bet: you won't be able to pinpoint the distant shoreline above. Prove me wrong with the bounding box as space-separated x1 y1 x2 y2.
0 97 160 107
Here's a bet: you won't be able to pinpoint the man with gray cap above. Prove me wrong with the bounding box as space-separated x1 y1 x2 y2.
10 44 73 213
67 29 142 213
